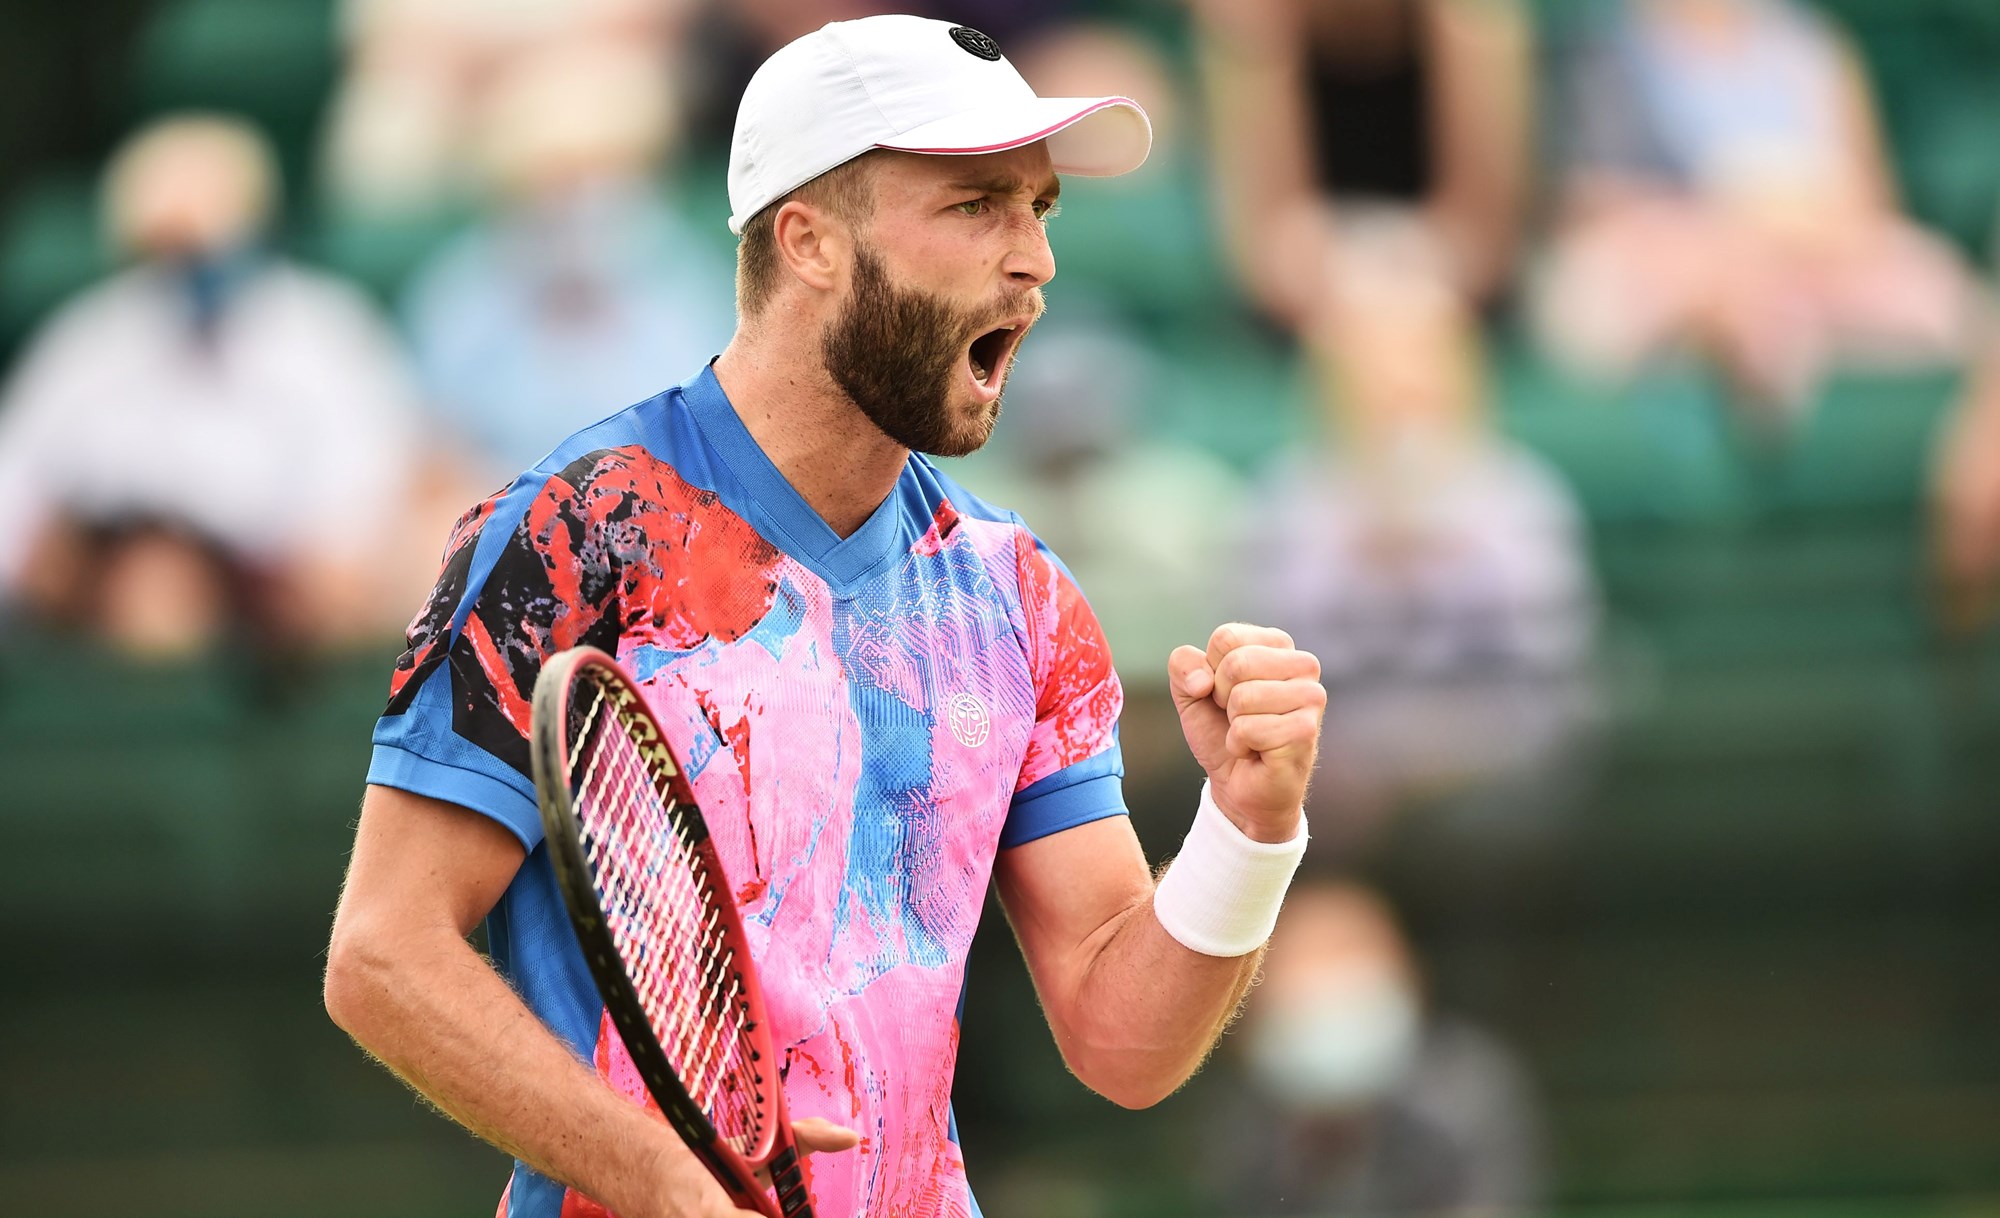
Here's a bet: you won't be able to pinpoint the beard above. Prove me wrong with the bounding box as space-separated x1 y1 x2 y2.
820 243 1038 458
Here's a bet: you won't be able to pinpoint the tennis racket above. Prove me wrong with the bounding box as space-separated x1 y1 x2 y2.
531 645 813 1218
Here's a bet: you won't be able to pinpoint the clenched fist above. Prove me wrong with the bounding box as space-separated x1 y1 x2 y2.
1168 623 1326 843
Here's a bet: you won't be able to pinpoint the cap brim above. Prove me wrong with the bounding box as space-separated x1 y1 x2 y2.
876 95 1152 178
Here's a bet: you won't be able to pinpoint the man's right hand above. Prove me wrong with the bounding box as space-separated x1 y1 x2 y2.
641 1135 754 1218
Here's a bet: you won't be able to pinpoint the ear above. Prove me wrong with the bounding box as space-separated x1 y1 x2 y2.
772 198 848 297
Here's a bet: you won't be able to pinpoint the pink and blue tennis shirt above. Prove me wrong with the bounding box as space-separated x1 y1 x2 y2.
369 364 1127 1218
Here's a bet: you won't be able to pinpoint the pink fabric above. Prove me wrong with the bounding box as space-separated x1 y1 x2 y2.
545 485 1120 1217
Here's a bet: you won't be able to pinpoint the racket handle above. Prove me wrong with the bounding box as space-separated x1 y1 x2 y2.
768 1145 815 1218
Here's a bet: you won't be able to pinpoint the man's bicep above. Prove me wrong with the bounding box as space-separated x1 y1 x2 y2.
336 784 529 941
994 815 1155 1002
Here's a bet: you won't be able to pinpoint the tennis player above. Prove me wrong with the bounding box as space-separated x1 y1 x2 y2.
325 15 1324 1218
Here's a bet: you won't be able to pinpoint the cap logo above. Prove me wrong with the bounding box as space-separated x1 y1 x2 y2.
948 26 1002 61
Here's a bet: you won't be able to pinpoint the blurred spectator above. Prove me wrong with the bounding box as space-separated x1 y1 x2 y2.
0 115 428 658
322 0 697 216
1208 881 1544 1217
1244 242 1598 844
399 41 734 478
1192 0 1534 327
1535 0 1973 422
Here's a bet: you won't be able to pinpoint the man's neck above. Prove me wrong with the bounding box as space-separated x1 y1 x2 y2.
711 327 911 540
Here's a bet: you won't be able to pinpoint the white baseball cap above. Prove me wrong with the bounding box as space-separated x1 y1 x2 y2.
726 14 1153 235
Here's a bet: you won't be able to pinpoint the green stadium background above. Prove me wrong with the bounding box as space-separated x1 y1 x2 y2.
2 1 1998 1215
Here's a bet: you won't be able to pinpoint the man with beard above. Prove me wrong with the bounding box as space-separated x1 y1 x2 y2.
324 15 1326 1218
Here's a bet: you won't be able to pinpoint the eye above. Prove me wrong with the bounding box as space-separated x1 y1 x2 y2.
953 199 987 217
1034 200 1060 222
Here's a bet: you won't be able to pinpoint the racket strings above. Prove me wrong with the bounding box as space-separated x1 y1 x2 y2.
571 682 767 1151
618 761 758 1123
589 722 742 1083
585 720 761 1143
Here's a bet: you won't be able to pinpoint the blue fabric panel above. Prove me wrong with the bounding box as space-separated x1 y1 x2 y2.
1000 757 1130 849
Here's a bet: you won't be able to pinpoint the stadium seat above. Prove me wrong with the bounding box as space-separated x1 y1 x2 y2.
0 173 109 358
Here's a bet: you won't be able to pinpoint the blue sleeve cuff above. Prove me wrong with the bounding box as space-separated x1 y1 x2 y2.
1000 749 1128 850
366 741 544 852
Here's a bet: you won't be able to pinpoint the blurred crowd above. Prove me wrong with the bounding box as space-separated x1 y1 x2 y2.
3 1 1998 1213
7 0 1995 668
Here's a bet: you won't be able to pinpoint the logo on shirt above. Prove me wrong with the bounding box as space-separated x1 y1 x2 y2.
946 692 990 748
949 26 1002 61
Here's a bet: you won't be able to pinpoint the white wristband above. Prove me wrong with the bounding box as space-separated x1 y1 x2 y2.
1153 781 1308 957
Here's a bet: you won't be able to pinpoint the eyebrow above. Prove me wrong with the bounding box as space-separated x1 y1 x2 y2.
947 173 1061 200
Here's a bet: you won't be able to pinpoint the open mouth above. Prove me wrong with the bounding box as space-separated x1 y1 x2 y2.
966 320 1028 392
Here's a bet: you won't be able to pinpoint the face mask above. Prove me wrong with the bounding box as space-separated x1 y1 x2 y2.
172 246 258 334
1246 970 1422 1112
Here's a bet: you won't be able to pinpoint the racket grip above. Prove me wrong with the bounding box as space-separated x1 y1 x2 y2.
768 1145 815 1218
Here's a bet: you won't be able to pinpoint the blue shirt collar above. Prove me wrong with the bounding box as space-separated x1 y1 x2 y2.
678 363 922 592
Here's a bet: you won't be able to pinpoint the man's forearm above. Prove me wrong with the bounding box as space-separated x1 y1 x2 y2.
1048 891 1264 1109
323 922 690 1216
1050 772 1308 1106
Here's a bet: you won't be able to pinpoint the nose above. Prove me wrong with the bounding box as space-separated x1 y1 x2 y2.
1003 211 1056 289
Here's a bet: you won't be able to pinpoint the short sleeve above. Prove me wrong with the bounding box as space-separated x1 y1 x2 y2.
1000 529 1128 849
368 452 634 848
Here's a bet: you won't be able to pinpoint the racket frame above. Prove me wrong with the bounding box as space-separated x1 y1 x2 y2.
531 645 811 1218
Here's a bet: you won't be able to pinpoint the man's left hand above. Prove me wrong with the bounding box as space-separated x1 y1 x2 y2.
1168 623 1326 843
